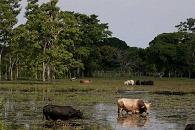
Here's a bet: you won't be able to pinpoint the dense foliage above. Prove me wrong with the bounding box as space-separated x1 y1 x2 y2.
0 0 195 81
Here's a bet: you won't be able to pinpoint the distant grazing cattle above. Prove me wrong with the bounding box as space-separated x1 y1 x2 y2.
185 124 195 130
135 80 141 85
141 81 154 85
117 114 150 128
70 77 76 81
43 105 83 121
118 98 150 114
80 79 92 84
124 80 134 85
136 80 154 85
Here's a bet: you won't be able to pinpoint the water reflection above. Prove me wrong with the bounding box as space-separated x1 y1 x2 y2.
0 87 193 130
117 114 150 128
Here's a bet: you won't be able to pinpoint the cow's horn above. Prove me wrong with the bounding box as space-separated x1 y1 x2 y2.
141 106 145 108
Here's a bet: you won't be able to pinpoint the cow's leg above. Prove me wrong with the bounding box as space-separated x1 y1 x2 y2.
132 108 137 114
132 110 135 114
118 106 123 114
43 113 49 121
45 115 50 120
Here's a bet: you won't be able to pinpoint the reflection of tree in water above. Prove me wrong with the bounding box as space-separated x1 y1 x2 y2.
117 114 150 128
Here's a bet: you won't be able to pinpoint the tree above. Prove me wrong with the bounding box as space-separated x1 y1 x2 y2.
127 47 147 75
0 0 21 80
25 0 74 81
69 13 112 77
102 37 128 50
175 18 195 78
96 45 117 70
147 33 184 76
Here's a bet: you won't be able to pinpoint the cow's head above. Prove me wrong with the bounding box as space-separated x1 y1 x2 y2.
140 105 147 113
144 103 151 114
137 100 147 114
77 110 83 119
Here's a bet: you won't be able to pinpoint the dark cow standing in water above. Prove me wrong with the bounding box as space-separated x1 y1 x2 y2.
43 105 83 121
185 124 195 130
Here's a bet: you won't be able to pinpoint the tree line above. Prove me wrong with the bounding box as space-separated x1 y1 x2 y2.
0 0 195 81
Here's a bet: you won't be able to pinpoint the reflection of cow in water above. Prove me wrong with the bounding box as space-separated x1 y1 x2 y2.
117 114 150 128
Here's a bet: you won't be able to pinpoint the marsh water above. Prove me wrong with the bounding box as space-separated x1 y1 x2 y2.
0 86 194 130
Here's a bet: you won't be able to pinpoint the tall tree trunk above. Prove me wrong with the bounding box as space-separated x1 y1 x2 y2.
52 66 55 85
188 70 191 79
0 49 3 81
18 61 21 79
42 62 46 81
76 67 80 77
68 65 72 79
16 54 19 79
9 54 15 81
8 54 12 80
5 65 7 80
16 63 19 79
47 64 50 81
34 64 38 79
168 71 171 78
42 59 50 81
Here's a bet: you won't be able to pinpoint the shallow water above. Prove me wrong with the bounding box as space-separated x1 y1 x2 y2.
0 87 194 130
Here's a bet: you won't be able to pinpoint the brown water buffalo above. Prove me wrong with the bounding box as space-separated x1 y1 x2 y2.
117 114 150 128
43 105 83 121
80 79 92 84
185 124 195 130
118 98 149 114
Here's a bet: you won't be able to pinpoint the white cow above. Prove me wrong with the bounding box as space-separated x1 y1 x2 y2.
124 80 134 85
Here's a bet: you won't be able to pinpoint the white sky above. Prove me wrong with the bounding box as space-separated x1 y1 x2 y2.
18 0 195 48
